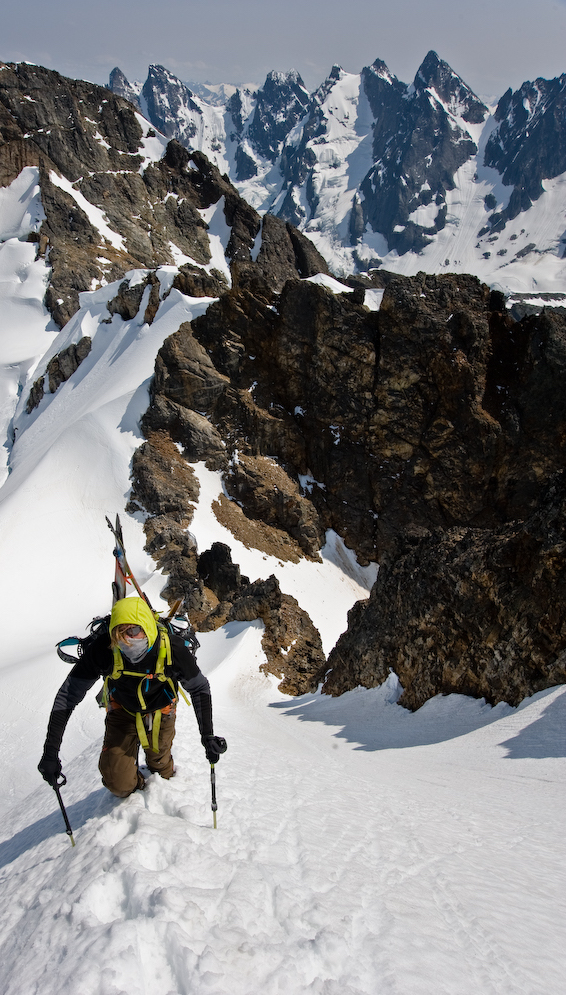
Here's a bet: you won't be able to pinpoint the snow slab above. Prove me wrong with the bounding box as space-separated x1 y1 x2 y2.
305 272 354 295
0 170 58 483
0 165 45 240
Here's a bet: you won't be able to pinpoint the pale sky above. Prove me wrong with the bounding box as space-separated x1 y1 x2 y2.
2 0 566 103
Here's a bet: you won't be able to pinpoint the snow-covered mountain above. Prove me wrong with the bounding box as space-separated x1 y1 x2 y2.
109 53 566 293
0 56 564 995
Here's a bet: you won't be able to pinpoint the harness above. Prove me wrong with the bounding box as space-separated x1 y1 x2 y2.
104 623 191 753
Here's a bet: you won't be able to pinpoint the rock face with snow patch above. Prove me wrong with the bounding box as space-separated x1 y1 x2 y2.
0 63 266 327
108 67 141 110
141 65 202 144
246 70 310 163
26 336 92 412
483 75 566 233
133 262 566 703
359 52 488 254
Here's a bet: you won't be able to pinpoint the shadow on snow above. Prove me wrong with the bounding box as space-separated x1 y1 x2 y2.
0 786 114 870
268 676 566 758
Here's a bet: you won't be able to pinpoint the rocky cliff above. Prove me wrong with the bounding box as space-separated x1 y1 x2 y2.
130 262 566 705
324 472 566 708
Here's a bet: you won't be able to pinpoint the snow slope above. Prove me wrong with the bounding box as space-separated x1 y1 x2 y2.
0 166 564 994
1 629 565 994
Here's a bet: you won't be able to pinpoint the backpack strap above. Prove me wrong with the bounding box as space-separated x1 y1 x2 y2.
56 637 82 664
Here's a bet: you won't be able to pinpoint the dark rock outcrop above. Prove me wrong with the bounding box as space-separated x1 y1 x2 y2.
324 472 566 708
26 335 92 411
128 430 199 522
47 336 92 392
223 453 324 557
138 264 566 704
233 213 329 294
143 516 201 611
257 590 327 695
195 549 326 693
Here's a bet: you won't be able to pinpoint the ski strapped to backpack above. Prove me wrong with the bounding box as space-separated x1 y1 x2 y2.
55 514 201 749
106 513 150 606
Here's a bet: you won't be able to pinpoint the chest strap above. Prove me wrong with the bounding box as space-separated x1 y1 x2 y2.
104 625 177 752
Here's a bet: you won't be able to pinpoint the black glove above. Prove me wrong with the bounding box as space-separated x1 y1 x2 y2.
38 753 62 786
202 735 227 764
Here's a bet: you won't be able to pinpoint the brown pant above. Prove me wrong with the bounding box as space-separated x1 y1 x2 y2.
98 704 176 797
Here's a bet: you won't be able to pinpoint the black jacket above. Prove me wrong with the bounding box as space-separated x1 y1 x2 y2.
42 628 214 760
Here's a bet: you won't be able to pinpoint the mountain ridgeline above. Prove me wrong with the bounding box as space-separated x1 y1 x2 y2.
109 53 566 280
1 58 565 709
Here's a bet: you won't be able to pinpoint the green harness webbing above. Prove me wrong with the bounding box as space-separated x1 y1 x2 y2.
104 624 190 753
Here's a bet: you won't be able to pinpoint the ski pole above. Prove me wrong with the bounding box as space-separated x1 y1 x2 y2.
210 764 218 829
53 774 76 846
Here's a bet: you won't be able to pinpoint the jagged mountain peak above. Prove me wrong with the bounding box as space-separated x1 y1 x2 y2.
366 58 400 86
107 66 141 108
109 53 566 290
414 50 488 124
309 64 351 107
247 68 310 163
482 70 566 233
263 68 308 92
142 64 201 119
494 72 566 125
414 49 444 86
327 64 344 81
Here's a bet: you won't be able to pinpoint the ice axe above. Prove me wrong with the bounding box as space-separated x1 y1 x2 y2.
53 774 76 846
210 764 218 829
207 736 227 828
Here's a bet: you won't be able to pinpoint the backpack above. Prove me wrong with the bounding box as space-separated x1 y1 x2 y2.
56 615 111 663
56 611 200 753
56 612 199 664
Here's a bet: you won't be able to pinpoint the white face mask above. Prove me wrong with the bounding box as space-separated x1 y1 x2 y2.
117 636 149 663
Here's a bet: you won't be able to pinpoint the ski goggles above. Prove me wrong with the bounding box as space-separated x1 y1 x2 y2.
121 624 145 639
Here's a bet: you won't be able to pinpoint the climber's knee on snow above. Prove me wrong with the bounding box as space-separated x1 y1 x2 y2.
99 746 139 796
99 706 140 796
